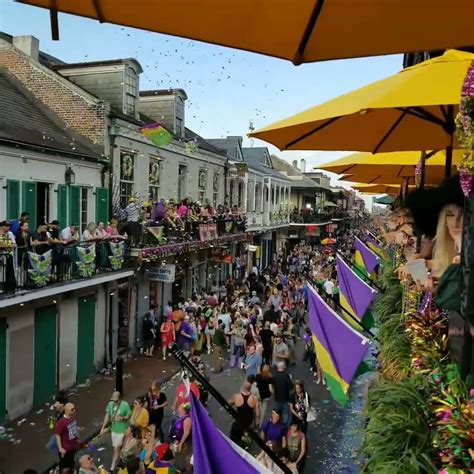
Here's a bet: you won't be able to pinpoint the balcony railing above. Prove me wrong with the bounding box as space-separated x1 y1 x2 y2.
133 215 247 248
290 211 349 224
0 240 126 297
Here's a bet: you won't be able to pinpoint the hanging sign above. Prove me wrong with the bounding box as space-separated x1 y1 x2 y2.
149 264 176 283
199 224 218 241
210 248 232 263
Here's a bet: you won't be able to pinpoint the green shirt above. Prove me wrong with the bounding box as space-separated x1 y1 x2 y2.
212 328 227 347
106 400 131 434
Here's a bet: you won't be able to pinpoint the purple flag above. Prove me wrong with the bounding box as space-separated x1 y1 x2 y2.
354 236 379 274
189 392 271 474
336 255 377 319
307 284 369 405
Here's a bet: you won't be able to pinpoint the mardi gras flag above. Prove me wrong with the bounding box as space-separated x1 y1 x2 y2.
139 123 173 147
364 233 386 260
336 255 377 330
354 236 380 278
307 284 369 406
189 391 272 474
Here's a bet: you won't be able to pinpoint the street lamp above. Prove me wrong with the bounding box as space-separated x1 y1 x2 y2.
65 166 76 185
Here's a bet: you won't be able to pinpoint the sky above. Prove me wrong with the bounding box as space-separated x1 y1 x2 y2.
0 0 401 199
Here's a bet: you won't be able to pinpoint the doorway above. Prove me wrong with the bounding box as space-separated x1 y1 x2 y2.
34 305 57 405
117 284 130 353
77 294 96 383
36 182 50 226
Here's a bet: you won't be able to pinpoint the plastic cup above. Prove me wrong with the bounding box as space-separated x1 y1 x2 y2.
405 258 428 285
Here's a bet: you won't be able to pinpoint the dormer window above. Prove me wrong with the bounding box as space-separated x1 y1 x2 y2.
124 67 138 117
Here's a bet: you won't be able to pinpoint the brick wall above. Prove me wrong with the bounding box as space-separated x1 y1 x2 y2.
0 39 108 148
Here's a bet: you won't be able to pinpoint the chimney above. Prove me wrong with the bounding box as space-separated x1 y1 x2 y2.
301 159 306 173
292 160 299 169
13 35 39 61
139 89 187 138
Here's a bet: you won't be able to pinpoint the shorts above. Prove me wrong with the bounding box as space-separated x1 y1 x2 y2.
111 431 125 448
58 449 76 469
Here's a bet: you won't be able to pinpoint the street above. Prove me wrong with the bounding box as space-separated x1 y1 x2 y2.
72 344 369 474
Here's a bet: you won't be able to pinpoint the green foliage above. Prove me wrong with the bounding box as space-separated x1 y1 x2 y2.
362 378 436 474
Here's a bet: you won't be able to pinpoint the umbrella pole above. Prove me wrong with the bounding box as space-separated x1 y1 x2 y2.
445 105 455 178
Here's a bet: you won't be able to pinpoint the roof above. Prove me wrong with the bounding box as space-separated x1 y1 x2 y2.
183 128 227 158
286 175 322 189
270 154 303 176
242 147 291 181
140 89 188 100
0 68 102 159
53 58 143 74
207 137 243 161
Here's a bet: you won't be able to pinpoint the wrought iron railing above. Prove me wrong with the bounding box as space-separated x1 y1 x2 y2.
0 240 126 296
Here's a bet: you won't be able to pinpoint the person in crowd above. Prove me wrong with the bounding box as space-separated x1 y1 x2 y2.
244 343 262 376
169 402 192 472
270 361 293 427
279 448 299 474
60 224 79 243
130 396 149 437
95 221 109 239
54 402 79 474
30 222 50 255
255 440 281 473
118 425 141 474
9 211 29 235
82 222 97 241
15 220 30 270
272 333 289 367
211 322 227 373
143 310 157 357
260 321 274 366
229 381 259 448
160 311 175 360
146 381 168 442
172 377 199 412
285 420 306 472
77 454 99 473
260 408 286 450
99 391 132 472
290 380 310 434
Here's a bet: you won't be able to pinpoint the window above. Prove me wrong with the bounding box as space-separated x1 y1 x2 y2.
176 117 183 136
81 188 88 233
198 168 207 202
247 180 253 211
177 164 187 201
149 155 161 201
124 68 137 116
212 172 220 207
120 151 135 208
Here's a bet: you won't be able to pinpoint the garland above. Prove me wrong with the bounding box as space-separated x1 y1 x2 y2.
139 233 248 262
455 60 474 196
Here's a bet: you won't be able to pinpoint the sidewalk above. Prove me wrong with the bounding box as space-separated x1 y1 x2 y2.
0 354 179 474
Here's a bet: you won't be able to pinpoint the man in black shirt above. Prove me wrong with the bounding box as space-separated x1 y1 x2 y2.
259 321 274 366
270 361 293 427
30 223 50 255
263 304 278 325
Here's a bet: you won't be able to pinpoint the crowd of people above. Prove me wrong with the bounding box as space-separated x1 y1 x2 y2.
42 234 360 474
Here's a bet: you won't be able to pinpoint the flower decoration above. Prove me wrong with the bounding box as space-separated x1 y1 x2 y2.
455 60 474 196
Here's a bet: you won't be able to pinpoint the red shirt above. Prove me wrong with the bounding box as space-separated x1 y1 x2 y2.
54 416 79 452
175 382 200 407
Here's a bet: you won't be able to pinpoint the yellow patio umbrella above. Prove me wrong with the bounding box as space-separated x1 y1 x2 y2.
18 0 474 64
350 183 412 195
251 50 474 171
318 149 462 185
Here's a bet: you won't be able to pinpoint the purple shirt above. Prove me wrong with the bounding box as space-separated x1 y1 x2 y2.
261 419 285 446
177 321 192 346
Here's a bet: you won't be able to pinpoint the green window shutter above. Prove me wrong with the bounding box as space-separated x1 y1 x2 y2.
95 187 109 224
68 185 81 227
6 180 20 220
22 181 37 230
57 184 68 229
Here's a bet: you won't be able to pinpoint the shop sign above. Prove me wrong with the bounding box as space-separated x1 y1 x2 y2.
149 264 176 283
248 244 258 252
199 224 218 241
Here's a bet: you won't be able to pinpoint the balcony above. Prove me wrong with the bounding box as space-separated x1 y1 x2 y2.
130 215 248 261
290 210 349 224
0 240 127 298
